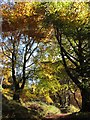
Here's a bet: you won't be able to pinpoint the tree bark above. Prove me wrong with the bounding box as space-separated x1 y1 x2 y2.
12 41 20 100
20 47 27 90
13 83 20 101
80 88 90 112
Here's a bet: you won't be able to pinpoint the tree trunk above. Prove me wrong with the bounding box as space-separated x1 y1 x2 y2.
13 82 20 101
81 89 90 112
13 91 20 101
12 41 20 101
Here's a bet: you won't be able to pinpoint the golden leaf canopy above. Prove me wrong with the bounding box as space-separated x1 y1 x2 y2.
1 2 53 41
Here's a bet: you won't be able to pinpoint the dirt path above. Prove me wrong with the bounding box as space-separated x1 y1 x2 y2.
43 113 70 120
43 112 90 120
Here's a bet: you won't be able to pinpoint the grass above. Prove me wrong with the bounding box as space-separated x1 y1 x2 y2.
24 101 61 117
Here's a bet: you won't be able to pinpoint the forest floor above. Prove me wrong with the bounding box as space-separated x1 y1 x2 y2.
43 112 90 120
2 94 90 120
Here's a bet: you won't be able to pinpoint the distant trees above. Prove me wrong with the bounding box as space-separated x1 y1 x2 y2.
31 40 76 108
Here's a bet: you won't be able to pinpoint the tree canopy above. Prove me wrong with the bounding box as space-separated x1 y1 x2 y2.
44 2 90 112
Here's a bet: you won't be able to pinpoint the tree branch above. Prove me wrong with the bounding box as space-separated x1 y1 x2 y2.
55 28 81 88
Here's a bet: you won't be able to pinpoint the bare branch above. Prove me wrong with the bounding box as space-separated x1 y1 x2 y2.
26 46 38 62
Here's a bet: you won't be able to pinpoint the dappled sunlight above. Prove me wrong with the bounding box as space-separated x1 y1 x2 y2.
1 1 90 120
